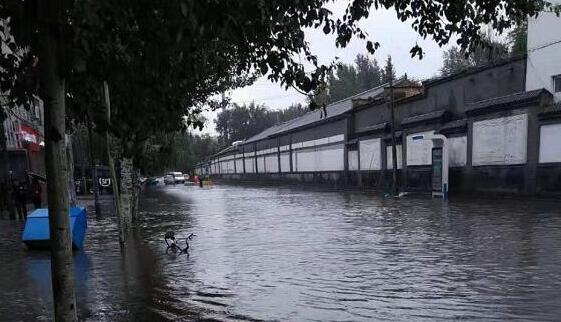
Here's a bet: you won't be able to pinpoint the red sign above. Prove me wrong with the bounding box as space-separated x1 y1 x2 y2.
19 124 43 152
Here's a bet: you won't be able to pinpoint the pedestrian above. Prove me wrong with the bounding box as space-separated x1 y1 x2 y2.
31 178 42 209
13 180 28 220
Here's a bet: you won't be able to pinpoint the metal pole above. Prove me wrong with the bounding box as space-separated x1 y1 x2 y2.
389 76 399 196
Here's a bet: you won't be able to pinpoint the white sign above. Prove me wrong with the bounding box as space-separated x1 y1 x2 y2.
407 131 435 166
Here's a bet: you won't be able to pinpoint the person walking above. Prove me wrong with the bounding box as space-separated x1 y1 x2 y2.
31 178 42 209
13 180 28 220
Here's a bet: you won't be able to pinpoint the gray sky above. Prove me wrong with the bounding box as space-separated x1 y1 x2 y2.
198 5 454 135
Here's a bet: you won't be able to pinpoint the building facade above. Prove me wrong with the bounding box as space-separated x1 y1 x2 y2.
1 97 45 182
196 54 561 197
526 1 561 102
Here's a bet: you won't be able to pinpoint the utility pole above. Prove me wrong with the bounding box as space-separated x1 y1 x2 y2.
388 75 399 197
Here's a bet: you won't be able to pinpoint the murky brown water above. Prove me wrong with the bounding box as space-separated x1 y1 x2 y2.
1 185 561 321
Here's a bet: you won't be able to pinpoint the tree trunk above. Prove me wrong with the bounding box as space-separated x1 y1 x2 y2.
102 82 127 244
65 134 77 206
106 137 124 243
38 16 78 321
86 115 101 215
119 156 134 232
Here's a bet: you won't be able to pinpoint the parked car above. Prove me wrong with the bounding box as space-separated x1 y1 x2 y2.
171 172 185 184
146 177 158 185
164 174 175 185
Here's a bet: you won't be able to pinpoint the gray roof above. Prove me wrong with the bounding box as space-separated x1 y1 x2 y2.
540 103 561 117
243 83 390 144
356 122 389 134
402 109 449 126
466 89 547 114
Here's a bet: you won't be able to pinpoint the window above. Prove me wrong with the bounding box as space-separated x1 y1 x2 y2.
554 74 561 93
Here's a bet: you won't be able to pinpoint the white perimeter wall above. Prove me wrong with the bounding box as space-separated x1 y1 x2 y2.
539 123 561 163
473 114 528 166
359 138 381 170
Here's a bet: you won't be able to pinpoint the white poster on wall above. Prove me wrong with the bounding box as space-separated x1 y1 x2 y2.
407 131 435 166
359 138 381 170
473 114 528 166
448 136 467 167
386 145 403 169
539 123 561 163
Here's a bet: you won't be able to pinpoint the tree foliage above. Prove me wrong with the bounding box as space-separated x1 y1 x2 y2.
440 30 511 75
509 20 528 56
314 53 385 105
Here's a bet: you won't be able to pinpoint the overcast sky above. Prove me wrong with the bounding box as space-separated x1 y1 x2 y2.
198 4 455 135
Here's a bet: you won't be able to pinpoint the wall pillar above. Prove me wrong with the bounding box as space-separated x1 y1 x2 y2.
465 119 475 193
525 109 540 195
277 138 281 174
289 135 294 173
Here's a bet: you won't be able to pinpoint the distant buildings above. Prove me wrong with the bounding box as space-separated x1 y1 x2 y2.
1 97 45 181
198 13 561 197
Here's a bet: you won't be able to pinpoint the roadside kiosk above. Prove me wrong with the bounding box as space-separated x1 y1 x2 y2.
22 207 88 250
412 134 449 199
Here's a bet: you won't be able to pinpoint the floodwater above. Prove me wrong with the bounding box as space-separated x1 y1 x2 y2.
1 185 561 321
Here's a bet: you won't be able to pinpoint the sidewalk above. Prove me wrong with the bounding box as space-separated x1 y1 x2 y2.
1 195 115 220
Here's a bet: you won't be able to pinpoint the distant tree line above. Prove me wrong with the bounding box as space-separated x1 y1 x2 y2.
214 102 307 147
313 54 398 106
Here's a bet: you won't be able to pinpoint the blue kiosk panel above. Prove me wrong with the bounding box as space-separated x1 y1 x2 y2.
22 207 88 250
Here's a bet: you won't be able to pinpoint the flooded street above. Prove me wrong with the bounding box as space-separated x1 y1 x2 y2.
2 185 561 321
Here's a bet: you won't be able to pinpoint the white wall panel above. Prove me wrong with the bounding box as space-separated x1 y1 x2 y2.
294 148 317 172
316 145 344 171
280 152 290 172
244 157 255 173
386 145 403 169
407 131 435 166
539 123 561 163
473 114 528 166
348 150 359 171
235 158 244 173
265 154 278 173
448 136 467 167
257 156 266 173
359 138 381 170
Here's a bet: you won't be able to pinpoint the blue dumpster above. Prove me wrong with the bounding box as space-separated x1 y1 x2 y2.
22 207 88 250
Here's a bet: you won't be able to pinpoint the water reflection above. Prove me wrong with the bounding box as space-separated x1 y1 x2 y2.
1 184 561 321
